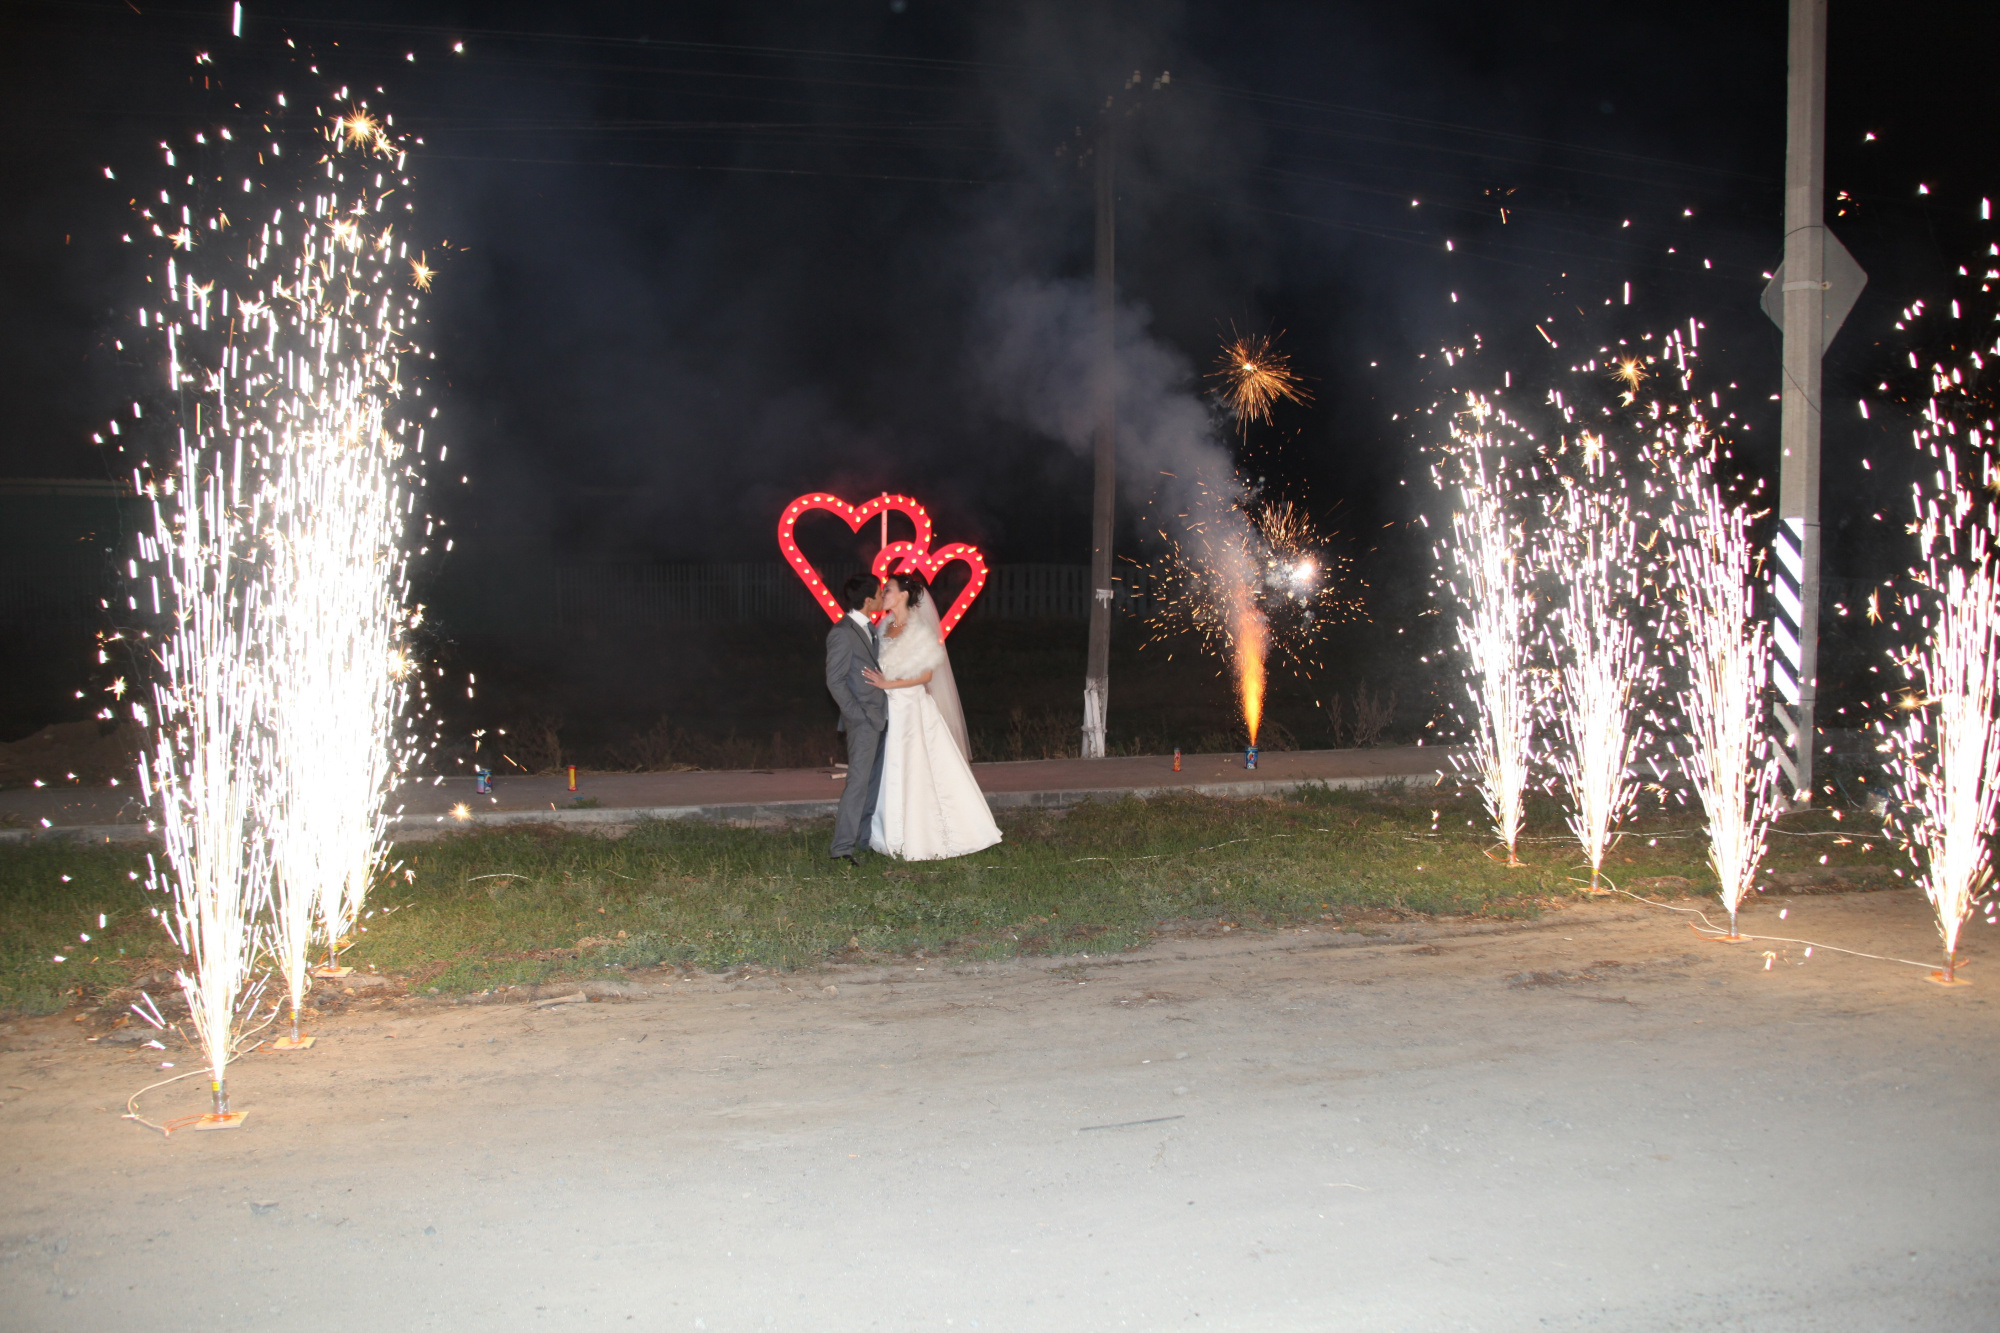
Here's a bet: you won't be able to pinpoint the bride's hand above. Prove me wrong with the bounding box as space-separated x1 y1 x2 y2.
861 667 889 690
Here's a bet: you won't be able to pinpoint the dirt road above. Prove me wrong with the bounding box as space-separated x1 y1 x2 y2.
2 890 1994 1331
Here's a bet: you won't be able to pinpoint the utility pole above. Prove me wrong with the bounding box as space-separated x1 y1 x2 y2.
1765 0 1863 803
1072 70 1168 759
1772 0 1828 804
1082 118 1115 760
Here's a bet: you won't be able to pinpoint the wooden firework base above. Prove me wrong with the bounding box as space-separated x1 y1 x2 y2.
189 1111 250 1131
1927 957 1972 987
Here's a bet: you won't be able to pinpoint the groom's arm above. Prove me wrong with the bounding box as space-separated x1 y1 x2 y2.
825 628 863 717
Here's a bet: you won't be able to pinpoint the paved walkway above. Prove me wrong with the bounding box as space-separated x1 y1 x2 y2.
0 746 1455 843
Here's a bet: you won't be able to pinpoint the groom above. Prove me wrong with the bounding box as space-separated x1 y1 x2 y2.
826 572 887 862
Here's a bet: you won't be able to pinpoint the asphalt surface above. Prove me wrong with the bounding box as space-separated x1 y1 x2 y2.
1 888 1992 1331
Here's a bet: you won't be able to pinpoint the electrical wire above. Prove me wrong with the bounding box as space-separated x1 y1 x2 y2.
1605 884 1940 970
122 1001 284 1137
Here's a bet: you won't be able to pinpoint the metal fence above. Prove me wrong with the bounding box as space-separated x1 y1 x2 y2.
0 556 115 626
554 561 1154 627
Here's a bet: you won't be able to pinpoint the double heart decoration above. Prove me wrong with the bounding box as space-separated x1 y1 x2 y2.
777 491 989 638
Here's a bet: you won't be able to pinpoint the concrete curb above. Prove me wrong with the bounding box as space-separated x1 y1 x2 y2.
386 769 1435 835
0 767 1442 846
0 824 158 846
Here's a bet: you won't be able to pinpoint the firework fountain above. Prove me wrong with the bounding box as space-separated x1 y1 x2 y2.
1539 441 1654 891
1435 400 1539 865
260 110 428 1039
1424 317 1776 896
116 81 432 1086
134 452 275 1126
1124 333 1344 754
1881 289 2000 983
1661 441 1781 940
1137 480 1360 754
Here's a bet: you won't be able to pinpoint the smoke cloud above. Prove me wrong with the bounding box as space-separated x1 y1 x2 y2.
972 277 1236 515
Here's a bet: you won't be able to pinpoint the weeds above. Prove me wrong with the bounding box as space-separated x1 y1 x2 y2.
0 788 1891 1012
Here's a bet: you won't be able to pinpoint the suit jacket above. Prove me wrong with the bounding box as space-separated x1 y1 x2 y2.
826 616 887 733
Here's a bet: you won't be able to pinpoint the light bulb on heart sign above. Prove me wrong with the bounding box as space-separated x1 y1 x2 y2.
777 492 988 638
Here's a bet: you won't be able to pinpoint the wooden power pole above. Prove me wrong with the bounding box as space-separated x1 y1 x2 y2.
1083 120 1115 760
1074 70 1169 758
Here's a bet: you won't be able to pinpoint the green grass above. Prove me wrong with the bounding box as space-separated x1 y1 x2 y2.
0 787 1897 1013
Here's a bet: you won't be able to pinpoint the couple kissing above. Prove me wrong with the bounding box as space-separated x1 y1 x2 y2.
824 570 1003 864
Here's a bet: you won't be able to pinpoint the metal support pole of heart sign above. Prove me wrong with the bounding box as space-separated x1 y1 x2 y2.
777 492 989 638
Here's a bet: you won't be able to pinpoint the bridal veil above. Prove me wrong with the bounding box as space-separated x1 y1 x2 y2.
908 596 971 762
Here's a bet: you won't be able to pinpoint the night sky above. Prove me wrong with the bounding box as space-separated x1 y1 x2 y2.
3 0 1997 610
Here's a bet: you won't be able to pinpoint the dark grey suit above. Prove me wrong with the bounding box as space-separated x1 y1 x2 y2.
826 615 887 856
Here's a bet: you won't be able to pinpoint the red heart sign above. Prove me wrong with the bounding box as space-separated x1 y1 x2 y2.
778 492 988 639
872 540 990 638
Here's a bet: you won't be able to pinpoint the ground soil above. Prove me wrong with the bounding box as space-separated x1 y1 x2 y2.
0 721 142 795
1 889 1994 1331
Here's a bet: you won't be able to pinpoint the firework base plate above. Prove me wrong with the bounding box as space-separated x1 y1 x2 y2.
1700 932 1751 945
268 1035 315 1051
1925 970 1973 987
312 966 353 979
189 1111 249 1131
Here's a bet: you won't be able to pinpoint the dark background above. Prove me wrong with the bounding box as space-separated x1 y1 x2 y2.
1 1 1995 765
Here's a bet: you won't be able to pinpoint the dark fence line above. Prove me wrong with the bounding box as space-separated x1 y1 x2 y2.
554 562 1156 627
0 552 1901 633
0 557 115 626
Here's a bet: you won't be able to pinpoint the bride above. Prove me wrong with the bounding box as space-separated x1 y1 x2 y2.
862 571 1003 861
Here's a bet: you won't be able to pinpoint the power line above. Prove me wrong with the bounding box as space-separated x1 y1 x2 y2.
418 152 1018 189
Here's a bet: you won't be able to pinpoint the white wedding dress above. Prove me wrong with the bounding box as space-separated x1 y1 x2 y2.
868 601 1003 861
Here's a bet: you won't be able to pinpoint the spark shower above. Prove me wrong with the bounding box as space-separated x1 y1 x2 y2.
109 73 436 1120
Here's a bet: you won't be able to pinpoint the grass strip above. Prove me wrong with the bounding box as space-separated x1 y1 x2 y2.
0 786 1896 1014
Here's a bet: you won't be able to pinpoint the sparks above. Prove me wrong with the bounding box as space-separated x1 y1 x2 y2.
1541 447 1655 892
136 448 274 1117
340 109 381 149
1661 439 1781 940
1135 482 1363 747
1885 340 2000 981
1208 328 1311 436
409 252 433 291
124 81 434 1065
1435 407 1539 865
1611 357 1647 405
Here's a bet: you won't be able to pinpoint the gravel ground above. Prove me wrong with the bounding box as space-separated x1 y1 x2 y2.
1 888 1993 1331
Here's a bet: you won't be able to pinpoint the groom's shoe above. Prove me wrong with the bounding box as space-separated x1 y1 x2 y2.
830 852 860 865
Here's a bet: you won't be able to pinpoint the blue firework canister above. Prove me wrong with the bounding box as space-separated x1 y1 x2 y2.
475 767 491 794
1244 745 1259 770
